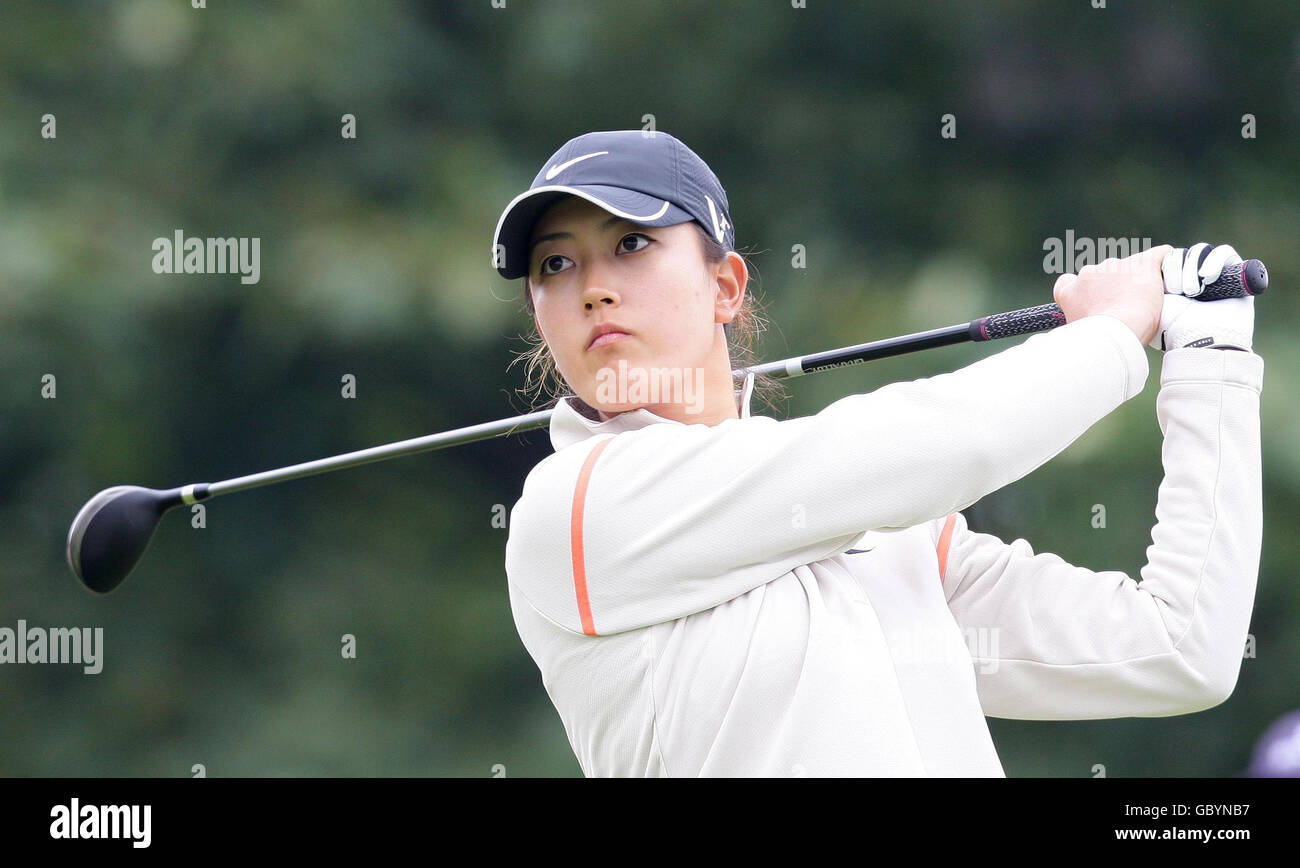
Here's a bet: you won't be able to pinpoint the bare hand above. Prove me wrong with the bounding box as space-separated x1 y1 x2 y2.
1053 245 1171 347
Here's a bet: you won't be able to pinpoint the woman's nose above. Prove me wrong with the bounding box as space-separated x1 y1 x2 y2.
580 268 620 310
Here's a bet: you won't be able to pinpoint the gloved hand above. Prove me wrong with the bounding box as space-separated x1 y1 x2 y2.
1148 243 1255 352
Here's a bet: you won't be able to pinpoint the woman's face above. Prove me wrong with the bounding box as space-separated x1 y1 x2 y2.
527 196 743 416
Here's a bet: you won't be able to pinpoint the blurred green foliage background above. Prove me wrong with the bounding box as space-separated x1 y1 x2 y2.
2 0 1297 777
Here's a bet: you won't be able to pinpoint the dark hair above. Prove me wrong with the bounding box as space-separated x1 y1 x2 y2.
508 221 785 416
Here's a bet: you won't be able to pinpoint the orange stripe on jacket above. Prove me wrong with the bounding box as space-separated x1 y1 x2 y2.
570 438 612 636
937 513 958 582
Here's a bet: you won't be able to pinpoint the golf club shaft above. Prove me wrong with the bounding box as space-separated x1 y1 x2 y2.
206 410 555 498
202 260 1267 501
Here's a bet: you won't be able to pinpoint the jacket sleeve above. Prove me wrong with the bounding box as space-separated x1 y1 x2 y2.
507 314 1150 635
939 347 1264 718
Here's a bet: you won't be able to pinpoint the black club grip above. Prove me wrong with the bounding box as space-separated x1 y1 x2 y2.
971 304 1068 341
970 258 1268 342
1193 259 1268 300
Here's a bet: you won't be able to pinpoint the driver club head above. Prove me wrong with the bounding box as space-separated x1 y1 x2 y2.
66 485 186 593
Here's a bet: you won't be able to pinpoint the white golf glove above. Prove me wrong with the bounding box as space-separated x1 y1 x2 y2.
1148 243 1254 352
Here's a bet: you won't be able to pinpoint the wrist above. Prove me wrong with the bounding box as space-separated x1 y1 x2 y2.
1093 311 1150 345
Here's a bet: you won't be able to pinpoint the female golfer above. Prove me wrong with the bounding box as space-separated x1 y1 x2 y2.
492 130 1263 776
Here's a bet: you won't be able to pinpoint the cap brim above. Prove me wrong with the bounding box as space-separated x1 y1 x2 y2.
493 185 693 279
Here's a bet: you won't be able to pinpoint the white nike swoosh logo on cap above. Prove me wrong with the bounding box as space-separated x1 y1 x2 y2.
545 151 609 180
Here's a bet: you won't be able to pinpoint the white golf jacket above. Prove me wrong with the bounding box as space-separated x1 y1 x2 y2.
504 314 1264 776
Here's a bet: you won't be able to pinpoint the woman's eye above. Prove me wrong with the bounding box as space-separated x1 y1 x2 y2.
618 233 651 254
538 254 570 277
536 234 649 277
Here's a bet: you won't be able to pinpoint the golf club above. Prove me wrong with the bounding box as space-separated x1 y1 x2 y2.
66 258 1268 594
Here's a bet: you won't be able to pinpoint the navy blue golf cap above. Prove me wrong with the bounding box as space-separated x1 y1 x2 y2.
492 130 735 280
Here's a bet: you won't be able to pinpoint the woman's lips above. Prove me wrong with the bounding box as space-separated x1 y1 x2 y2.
588 332 630 350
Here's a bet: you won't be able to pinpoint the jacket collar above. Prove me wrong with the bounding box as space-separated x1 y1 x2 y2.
549 370 756 452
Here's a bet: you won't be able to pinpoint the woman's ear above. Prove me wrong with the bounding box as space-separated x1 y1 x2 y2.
713 251 748 325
